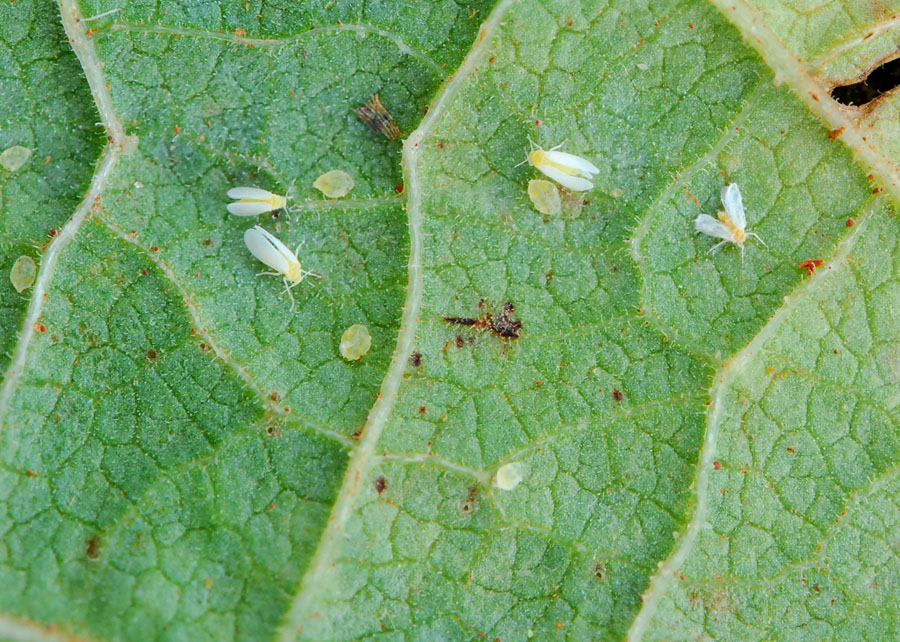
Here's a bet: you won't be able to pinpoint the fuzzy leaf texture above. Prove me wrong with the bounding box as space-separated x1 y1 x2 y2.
1 0 900 640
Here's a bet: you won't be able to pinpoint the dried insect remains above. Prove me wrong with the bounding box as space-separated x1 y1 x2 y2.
354 94 402 140
443 300 522 340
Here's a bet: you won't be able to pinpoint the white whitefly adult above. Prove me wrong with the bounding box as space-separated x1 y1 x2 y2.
243 225 319 309
227 186 288 216
524 140 599 192
694 183 766 260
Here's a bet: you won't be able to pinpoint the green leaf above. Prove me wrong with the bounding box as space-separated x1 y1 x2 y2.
2 0 899 640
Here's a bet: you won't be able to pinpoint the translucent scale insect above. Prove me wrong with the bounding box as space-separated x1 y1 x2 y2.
314 170 354 198
522 139 599 192
694 183 766 259
243 225 319 309
527 179 562 215
227 187 288 216
492 462 525 491
340 324 372 361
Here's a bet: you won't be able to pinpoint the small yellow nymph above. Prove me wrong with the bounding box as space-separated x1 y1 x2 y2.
527 179 562 215
313 170 355 198
340 324 372 361
492 462 525 491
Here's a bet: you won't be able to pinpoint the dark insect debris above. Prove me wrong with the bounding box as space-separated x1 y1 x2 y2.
458 486 478 518
443 300 522 340
612 389 624 402
374 476 387 494
409 352 422 367
355 94 402 140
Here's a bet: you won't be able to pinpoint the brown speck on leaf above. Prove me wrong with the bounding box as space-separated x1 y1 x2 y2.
593 563 606 580
409 352 422 367
146 350 157 361
234 27 246 36
354 94 402 139
202 238 213 246
455 335 465 348
458 486 478 518
374 476 387 494
612 389 624 401
418 406 426 414
269 392 280 402
828 127 844 142
86 537 100 559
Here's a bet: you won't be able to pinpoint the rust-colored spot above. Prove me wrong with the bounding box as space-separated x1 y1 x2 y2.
798 259 824 276
828 127 844 142
612 389 624 402
235 27 246 36
146 349 157 361
86 537 100 559
33 322 46 333
374 477 387 494
713 461 721 470
418 406 426 414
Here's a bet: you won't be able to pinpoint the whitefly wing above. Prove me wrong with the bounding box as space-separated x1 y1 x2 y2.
538 163 594 191
720 183 745 228
695 214 733 241
228 186 274 200
244 225 293 274
544 150 600 176
228 201 274 216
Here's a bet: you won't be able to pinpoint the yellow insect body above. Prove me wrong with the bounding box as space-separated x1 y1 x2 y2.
718 211 746 244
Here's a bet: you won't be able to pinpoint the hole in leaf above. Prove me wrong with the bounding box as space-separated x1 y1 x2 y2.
831 55 900 106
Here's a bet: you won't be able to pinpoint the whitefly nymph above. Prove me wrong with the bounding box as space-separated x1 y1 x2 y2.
227 187 288 216
694 183 766 260
243 225 319 309
524 140 599 192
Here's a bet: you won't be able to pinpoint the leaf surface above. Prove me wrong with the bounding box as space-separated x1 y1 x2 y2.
1 0 899 641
